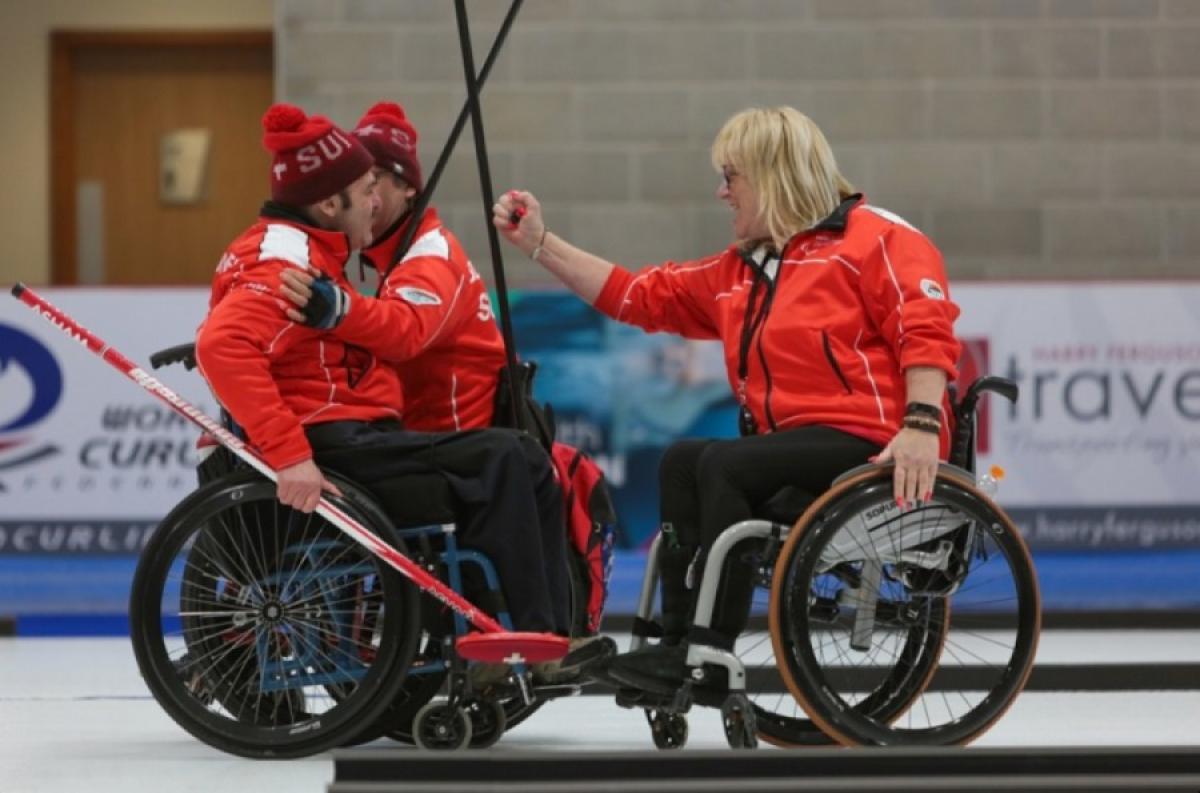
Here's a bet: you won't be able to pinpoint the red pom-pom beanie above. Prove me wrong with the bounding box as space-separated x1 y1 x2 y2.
353 101 423 191
262 103 374 206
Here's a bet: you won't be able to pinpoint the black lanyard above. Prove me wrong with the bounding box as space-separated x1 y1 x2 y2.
736 249 777 382
735 249 778 435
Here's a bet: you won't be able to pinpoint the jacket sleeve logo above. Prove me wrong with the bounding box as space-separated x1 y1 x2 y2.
394 286 443 306
919 278 946 300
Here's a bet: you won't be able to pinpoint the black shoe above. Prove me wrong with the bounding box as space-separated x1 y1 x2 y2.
605 644 688 694
534 635 618 683
468 661 513 689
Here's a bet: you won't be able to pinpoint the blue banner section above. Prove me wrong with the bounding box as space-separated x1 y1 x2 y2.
5 507 1198 557
0 520 156 555
5 549 1200 635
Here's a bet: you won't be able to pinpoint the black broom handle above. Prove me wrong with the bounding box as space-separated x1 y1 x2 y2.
453 0 523 416
385 0 525 278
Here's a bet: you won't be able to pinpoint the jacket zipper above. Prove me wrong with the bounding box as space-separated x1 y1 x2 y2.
735 264 764 434
754 280 779 431
821 331 854 395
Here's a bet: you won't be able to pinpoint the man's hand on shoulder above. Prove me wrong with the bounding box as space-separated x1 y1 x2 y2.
280 267 352 330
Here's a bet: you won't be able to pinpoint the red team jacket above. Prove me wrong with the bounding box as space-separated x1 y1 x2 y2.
349 207 506 431
593 196 962 453
195 210 403 469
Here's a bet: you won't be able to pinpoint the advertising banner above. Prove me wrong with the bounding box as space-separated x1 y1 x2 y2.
2 283 1198 560
954 283 1200 550
0 289 213 555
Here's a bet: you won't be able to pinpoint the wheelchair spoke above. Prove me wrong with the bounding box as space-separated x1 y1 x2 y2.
284 619 368 693
238 501 274 608
937 634 1004 669
278 509 323 600
214 624 268 721
737 630 773 658
176 542 258 600
941 627 1018 655
169 623 253 676
213 515 271 604
284 612 384 659
176 609 259 620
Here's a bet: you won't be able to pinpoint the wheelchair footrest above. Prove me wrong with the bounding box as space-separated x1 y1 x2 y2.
611 678 730 711
529 682 582 700
455 631 569 664
616 687 682 712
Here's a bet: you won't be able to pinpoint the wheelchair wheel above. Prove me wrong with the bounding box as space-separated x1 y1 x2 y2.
129 469 421 758
769 466 1040 746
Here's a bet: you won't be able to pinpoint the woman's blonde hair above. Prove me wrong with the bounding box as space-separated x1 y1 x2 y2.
711 106 854 251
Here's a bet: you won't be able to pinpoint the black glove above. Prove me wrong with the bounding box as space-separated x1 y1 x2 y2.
300 275 352 330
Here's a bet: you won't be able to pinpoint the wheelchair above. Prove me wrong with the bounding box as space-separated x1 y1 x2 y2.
128 344 592 758
615 376 1040 749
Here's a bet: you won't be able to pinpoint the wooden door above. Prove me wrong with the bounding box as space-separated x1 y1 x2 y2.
52 32 273 285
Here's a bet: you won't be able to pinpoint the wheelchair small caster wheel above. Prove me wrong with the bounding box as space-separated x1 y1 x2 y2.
413 701 473 751
721 695 758 750
646 709 688 750
464 697 507 749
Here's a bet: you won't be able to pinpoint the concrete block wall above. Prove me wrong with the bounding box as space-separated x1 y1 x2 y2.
279 0 1200 287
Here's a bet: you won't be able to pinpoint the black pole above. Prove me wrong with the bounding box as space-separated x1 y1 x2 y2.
386 0 524 276
453 0 522 418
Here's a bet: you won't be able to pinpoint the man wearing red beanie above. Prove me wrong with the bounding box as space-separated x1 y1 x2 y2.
279 100 506 432
194 103 578 663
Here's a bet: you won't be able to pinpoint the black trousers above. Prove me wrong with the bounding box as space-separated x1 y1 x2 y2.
658 425 882 640
306 420 570 634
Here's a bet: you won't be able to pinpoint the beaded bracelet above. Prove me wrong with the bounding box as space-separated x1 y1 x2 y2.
902 416 941 435
903 413 940 426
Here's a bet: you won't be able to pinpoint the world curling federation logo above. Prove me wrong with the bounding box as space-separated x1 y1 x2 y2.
0 323 65 482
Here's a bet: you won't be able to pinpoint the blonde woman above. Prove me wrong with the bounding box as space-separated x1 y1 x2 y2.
493 107 961 688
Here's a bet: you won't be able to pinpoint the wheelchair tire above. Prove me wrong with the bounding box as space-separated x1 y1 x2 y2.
769 466 1040 746
129 469 421 758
